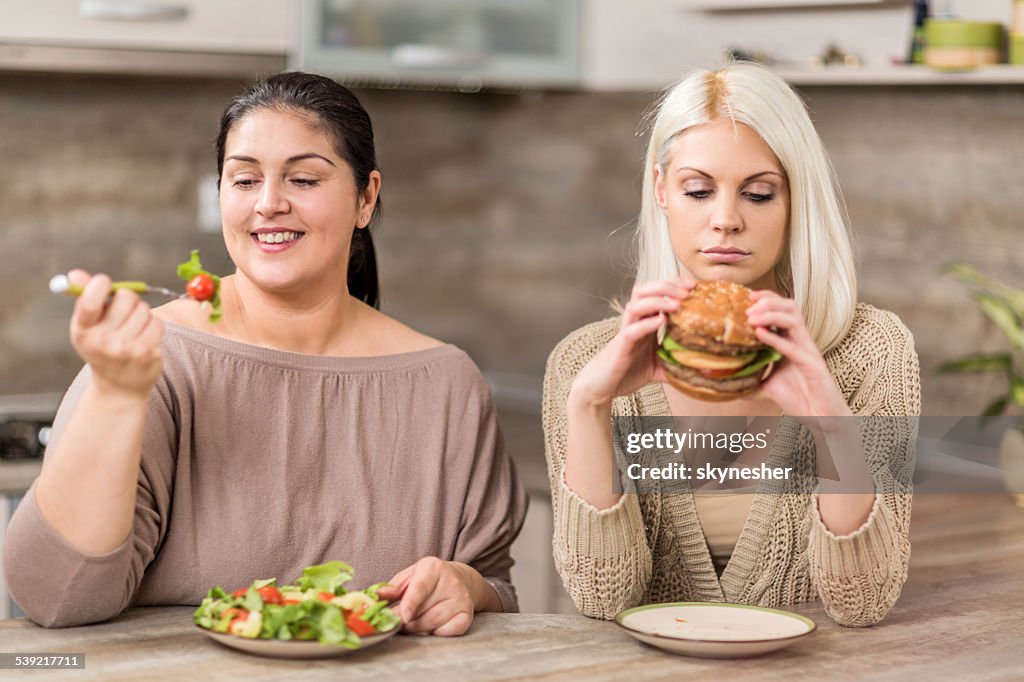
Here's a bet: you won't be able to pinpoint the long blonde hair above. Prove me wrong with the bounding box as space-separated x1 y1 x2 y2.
635 61 857 353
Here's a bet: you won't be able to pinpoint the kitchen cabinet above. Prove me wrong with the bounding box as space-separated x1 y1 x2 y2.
0 0 293 53
0 1 292 76
294 0 581 90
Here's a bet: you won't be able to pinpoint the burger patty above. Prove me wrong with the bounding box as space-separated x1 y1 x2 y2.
663 359 764 393
670 332 764 356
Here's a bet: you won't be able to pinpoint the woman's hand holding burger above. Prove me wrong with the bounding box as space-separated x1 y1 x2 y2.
564 278 694 509
569 278 696 409
745 290 851 419
747 290 875 534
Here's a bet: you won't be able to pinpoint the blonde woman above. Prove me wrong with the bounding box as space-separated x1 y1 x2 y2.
543 61 919 627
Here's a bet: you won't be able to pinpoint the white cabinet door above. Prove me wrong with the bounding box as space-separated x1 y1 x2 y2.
0 0 294 54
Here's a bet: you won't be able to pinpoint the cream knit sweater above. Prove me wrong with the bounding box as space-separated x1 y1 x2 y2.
543 303 920 627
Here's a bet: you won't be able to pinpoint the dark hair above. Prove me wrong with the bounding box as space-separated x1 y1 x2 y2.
216 71 381 308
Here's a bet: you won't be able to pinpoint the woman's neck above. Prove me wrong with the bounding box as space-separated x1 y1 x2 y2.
219 274 361 355
663 385 782 418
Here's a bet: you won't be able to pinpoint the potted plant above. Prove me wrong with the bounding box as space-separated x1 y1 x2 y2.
937 263 1024 507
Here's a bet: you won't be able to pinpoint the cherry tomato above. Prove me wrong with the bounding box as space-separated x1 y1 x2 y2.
223 607 248 620
186 273 216 302
317 592 336 603
257 586 283 605
345 605 375 637
231 587 248 598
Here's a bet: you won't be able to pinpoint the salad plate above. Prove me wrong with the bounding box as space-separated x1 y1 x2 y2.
193 561 401 659
197 623 398 659
614 602 815 658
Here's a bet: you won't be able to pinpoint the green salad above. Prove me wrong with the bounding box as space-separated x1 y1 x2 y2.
193 561 400 648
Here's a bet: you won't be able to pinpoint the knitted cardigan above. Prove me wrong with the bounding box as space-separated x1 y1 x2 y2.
542 303 920 627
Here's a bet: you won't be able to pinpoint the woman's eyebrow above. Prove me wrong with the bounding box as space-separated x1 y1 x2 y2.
743 170 784 182
223 153 337 167
286 153 336 167
676 166 783 182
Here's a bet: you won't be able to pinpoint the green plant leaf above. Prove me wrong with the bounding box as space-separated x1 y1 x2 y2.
981 396 1009 418
1012 376 1024 407
944 262 1024 317
973 293 1024 349
935 354 1012 374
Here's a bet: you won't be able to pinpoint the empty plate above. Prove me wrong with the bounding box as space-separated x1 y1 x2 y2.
615 602 815 658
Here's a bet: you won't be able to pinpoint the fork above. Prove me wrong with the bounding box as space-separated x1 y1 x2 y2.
49 274 185 300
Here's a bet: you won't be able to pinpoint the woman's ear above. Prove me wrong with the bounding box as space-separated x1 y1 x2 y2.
357 170 382 228
653 164 668 211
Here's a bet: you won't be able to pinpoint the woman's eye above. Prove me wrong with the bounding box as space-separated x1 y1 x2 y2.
684 190 712 200
232 178 257 189
292 178 320 187
744 192 775 203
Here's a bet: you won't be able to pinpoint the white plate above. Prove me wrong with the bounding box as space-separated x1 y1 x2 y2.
615 602 815 658
197 624 398 659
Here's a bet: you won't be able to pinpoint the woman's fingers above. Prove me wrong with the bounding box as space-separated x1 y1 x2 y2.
102 288 142 332
748 300 815 348
630 278 693 301
72 273 111 330
755 326 820 371
431 610 473 637
620 312 665 344
116 299 153 340
404 598 471 636
623 277 695 326
377 566 414 603
622 294 679 325
66 269 91 287
64 269 165 398
394 560 442 623
746 308 800 333
138 314 165 355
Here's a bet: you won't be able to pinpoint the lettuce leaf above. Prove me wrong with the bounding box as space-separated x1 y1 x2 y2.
728 347 782 378
296 561 354 595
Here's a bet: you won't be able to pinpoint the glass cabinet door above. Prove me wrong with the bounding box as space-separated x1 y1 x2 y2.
296 0 580 89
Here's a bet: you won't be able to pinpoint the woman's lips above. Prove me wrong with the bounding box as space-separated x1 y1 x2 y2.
701 250 748 263
251 232 304 253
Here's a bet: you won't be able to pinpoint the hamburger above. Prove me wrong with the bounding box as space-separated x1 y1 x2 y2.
655 280 782 402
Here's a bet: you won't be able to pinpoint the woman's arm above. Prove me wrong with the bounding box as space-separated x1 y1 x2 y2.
378 362 527 635
35 272 164 554
544 333 653 619
2 272 170 627
543 281 694 620
807 311 919 627
746 296 918 627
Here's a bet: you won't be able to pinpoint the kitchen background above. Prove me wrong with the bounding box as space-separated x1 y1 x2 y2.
2 0 1023 616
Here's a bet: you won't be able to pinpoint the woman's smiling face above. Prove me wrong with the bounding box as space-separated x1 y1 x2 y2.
655 117 789 291
219 108 377 296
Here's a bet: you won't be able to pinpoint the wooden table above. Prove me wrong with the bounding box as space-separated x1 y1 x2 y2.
3 494 1022 681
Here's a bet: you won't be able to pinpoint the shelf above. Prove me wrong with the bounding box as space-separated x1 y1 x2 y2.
0 43 285 78
681 0 893 9
774 65 1024 85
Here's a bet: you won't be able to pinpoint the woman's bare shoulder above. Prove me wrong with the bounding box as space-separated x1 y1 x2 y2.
358 303 445 354
151 299 217 332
